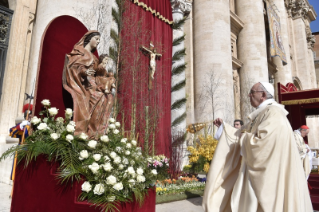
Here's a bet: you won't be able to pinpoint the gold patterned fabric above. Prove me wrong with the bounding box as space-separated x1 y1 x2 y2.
131 0 173 24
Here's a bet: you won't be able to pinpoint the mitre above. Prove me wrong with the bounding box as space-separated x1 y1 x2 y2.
259 82 274 97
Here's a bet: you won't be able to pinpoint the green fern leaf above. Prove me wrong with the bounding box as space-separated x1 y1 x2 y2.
171 98 187 110
173 35 185 47
172 49 186 62
171 63 186 76
171 112 187 127
171 80 186 93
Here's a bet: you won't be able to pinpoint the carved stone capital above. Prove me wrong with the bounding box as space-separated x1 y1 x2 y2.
170 0 192 17
288 0 309 19
306 26 316 49
287 0 316 21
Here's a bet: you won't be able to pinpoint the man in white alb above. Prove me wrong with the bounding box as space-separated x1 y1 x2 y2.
203 82 312 212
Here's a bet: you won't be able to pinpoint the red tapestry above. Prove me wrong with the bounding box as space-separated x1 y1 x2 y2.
117 0 172 156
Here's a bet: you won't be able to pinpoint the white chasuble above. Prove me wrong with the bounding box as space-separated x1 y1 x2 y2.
202 103 312 212
294 131 311 178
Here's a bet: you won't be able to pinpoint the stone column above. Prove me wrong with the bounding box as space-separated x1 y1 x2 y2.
0 0 37 184
193 0 234 124
273 0 293 85
306 26 317 88
288 0 316 89
236 0 268 119
171 0 192 133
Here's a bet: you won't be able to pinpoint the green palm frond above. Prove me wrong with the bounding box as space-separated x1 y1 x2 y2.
172 49 186 62
171 98 187 110
110 29 119 47
173 35 185 47
172 63 186 76
171 80 186 93
112 8 121 29
171 112 187 127
172 17 186 30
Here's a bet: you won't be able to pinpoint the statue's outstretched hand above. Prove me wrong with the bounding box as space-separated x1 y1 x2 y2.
213 118 223 128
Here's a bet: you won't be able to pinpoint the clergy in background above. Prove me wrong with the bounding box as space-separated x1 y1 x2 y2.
203 82 312 212
294 125 312 178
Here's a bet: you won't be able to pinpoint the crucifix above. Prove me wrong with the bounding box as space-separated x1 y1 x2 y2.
141 42 162 90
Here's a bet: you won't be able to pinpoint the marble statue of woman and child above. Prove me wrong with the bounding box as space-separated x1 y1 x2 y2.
63 30 116 139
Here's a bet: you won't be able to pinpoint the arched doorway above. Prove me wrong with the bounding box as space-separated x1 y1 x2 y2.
293 77 303 90
34 15 88 116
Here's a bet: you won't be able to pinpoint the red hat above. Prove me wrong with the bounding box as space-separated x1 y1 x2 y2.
300 125 309 129
22 104 33 113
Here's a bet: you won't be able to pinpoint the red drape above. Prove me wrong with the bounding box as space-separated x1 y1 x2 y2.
117 0 172 156
11 156 156 212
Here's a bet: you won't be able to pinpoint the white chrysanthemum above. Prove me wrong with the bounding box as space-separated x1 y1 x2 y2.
41 99 50 106
113 129 119 134
93 184 105 195
127 167 135 175
131 140 137 146
136 175 146 183
65 108 73 119
120 138 127 143
123 158 129 165
106 175 117 185
79 133 88 140
107 196 116 202
126 143 132 149
108 124 116 129
93 154 101 161
81 181 92 193
104 155 110 161
88 162 100 174
100 135 109 142
69 121 76 126
137 152 142 156
110 151 117 159
37 123 48 130
88 140 97 149
109 118 115 123
79 150 89 159
151 169 157 175
31 116 41 125
128 179 135 184
56 117 64 123
130 160 135 165
102 162 113 171
113 182 123 191
115 147 122 153
136 168 144 175
115 122 121 127
118 164 124 170
66 134 74 143
50 133 59 140
113 156 121 164
125 150 130 155
48 107 59 116
66 124 75 133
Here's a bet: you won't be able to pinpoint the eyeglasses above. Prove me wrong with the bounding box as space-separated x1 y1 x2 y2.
248 90 264 95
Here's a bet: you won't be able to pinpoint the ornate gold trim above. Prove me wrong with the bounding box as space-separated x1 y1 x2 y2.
132 0 173 25
282 98 319 105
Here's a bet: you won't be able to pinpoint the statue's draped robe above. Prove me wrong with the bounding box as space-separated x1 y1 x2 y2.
63 30 114 138
294 131 311 178
203 103 312 212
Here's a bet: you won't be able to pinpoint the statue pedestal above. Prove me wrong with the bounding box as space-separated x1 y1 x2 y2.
11 155 155 212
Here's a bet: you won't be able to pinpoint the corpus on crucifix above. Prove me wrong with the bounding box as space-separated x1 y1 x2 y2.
141 42 162 90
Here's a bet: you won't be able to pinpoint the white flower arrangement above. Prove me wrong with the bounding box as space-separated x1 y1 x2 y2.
88 140 97 149
6 99 168 211
50 133 59 140
66 134 74 143
79 133 88 140
81 181 92 193
41 99 50 106
100 135 109 142
48 107 59 116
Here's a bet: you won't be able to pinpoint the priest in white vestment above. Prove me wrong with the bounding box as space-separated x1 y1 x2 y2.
203 82 312 212
293 125 312 178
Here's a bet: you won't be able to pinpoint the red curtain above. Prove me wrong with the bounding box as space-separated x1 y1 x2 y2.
117 0 172 155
